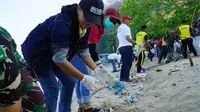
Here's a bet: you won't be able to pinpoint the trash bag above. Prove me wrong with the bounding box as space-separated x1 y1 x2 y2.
193 36 200 55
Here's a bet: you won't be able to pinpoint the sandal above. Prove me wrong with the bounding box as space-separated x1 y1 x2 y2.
78 107 101 112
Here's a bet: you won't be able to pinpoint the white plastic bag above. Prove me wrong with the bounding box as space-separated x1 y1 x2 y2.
193 36 200 55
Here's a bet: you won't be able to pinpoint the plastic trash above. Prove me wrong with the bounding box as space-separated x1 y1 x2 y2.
127 96 137 103
127 97 133 103
136 83 143 89
133 96 137 103
107 86 113 91
115 82 125 95
193 36 200 55
106 81 125 95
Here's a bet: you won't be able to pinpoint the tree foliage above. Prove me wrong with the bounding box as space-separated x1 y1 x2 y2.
98 25 119 53
99 0 200 53
120 0 200 38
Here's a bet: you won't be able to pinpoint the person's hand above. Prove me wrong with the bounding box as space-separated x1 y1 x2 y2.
150 49 155 54
81 75 99 90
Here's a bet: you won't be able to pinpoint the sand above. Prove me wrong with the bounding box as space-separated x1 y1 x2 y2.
70 56 200 112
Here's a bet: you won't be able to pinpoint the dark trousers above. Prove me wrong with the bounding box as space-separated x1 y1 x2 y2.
167 42 175 60
148 51 155 61
137 50 145 73
119 46 133 80
89 44 99 62
181 38 197 58
158 46 168 63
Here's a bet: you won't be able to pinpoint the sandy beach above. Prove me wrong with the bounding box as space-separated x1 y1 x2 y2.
71 56 200 112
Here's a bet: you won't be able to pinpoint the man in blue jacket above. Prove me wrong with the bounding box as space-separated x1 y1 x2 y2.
21 0 107 111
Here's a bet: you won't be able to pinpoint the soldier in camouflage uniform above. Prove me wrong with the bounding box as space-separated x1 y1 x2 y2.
163 26 179 63
0 26 46 112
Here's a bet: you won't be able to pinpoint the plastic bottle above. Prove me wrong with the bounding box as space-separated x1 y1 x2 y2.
115 82 125 95
106 74 118 86
107 86 113 91
96 65 117 86
127 97 133 103
112 81 121 89
133 96 137 103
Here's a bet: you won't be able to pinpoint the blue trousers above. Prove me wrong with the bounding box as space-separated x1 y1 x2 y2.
119 46 133 81
108 59 117 72
37 64 77 112
70 55 91 104
156 46 161 57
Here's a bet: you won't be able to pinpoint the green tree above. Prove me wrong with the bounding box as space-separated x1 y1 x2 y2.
99 0 200 53
120 0 200 39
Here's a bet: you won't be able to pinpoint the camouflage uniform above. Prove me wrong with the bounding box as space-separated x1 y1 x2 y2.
164 29 179 63
0 26 46 112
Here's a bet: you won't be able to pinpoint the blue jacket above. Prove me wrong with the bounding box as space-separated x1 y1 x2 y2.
22 4 89 74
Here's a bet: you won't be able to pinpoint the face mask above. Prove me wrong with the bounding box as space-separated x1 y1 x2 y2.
103 18 114 29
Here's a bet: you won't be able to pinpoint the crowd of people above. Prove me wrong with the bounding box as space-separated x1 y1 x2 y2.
149 19 200 64
0 0 200 112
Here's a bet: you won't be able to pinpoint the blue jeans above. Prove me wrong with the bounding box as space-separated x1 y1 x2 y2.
37 64 76 112
156 46 161 57
71 55 91 104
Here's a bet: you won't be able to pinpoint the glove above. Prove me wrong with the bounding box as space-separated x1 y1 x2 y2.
81 75 99 90
150 49 155 54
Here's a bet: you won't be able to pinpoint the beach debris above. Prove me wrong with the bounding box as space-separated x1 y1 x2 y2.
120 91 130 96
168 69 180 75
133 73 147 81
155 69 162 72
174 65 178 68
136 83 144 91
127 96 138 103
106 81 125 95
136 84 143 89
133 96 137 103
115 83 125 95
172 83 176 86
120 91 127 96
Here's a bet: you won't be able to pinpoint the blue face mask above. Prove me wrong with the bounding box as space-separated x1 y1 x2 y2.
103 18 114 29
